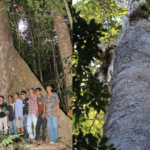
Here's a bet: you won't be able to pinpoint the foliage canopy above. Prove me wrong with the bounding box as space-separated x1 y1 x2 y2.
73 7 116 149
74 0 127 44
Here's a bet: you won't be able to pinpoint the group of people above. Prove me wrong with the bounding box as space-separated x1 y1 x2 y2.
0 84 60 143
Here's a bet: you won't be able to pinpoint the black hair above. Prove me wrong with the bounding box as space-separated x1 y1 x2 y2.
35 88 42 91
21 90 26 94
8 95 13 99
0 96 4 100
46 84 53 88
14 92 19 96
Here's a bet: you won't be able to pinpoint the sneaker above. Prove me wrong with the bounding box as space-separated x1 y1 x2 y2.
50 142 54 144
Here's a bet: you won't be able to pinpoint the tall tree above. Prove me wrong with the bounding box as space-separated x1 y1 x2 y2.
21 0 73 107
0 0 72 146
8 0 71 112
103 0 150 149
52 11 72 107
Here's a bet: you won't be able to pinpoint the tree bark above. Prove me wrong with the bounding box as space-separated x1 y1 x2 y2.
28 19 37 75
0 0 72 146
52 12 72 106
38 51 43 83
103 1 150 149
49 36 59 78
36 30 43 83
12 5 21 54
48 58 53 79
63 0 72 30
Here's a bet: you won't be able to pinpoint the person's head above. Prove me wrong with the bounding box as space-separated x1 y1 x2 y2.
46 84 53 93
0 96 4 103
35 88 42 97
8 95 13 103
21 90 26 99
14 92 19 100
28 87 35 95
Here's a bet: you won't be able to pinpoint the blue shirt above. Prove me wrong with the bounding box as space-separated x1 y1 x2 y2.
15 98 23 118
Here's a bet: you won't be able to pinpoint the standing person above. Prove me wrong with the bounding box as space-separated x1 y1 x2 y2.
35 88 47 142
7 95 17 135
27 87 38 140
14 92 24 133
0 96 9 134
21 90 29 137
45 85 60 143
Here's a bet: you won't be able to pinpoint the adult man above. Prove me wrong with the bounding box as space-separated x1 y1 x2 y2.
45 85 60 143
14 92 24 133
27 87 38 140
21 90 29 137
0 96 9 134
35 88 47 142
7 95 17 135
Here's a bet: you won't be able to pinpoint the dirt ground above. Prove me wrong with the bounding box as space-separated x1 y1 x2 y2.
0 139 70 150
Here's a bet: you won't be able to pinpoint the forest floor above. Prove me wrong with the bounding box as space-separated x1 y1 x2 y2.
0 138 69 150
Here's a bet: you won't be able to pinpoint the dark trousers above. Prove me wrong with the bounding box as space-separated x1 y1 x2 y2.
35 111 47 141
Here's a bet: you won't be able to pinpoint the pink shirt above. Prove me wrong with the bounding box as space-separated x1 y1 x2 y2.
28 94 38 114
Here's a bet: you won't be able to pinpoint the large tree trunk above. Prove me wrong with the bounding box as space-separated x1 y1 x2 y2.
28 19 37 75
52 12 72 106
0 0 72 147
103 0 150 149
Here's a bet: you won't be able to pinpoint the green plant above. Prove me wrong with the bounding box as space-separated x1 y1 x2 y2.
139 0 150 12
74 0 127 44
0 133 23 147
0 132 33 150
74 130 117 150
73 7 117 150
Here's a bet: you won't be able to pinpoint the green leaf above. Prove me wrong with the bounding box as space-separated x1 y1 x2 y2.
108 144 114 149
